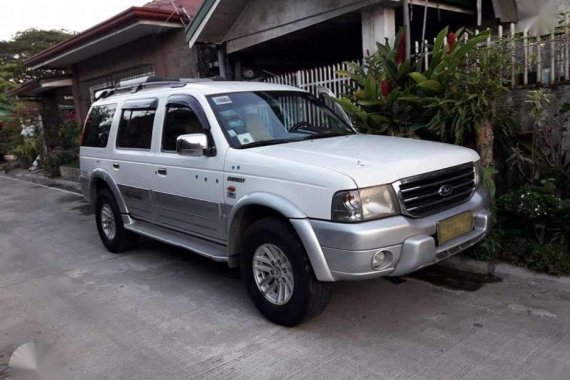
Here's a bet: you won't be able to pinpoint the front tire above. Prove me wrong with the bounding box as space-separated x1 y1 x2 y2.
241 218 331 326
95 189 138 253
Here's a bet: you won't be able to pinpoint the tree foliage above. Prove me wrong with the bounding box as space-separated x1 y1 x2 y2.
0 28 73 104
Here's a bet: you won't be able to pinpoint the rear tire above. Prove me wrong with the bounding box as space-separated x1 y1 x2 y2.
241 218 331 326
95 189 138 253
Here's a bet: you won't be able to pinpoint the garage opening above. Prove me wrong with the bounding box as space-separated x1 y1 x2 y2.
228 13 362 79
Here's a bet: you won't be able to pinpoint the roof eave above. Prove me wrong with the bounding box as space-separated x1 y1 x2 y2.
24 6 183 69
184 0 221 47
7 77 73 98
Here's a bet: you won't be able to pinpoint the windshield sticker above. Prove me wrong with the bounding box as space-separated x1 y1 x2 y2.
228 120 244 129
237 133 254 145
212 96 233 105
228 129 237 137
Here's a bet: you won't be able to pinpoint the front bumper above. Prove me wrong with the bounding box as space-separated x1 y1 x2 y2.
310 187 491 281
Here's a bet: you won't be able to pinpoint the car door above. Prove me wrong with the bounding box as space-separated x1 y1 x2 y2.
111 98 158 222
150 94 226 242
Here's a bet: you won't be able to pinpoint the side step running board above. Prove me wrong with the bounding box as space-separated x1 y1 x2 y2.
124 221 228 262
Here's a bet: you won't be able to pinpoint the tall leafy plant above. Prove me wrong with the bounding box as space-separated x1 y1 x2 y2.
401 27 514 169
335 29 418 136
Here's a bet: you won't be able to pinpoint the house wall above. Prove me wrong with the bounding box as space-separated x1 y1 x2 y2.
72 29 199 121
515 0 570 32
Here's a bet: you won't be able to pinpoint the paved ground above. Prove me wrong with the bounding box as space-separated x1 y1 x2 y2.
1 175 570 380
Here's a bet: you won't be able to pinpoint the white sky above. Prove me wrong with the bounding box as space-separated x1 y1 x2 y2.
0 0 150 41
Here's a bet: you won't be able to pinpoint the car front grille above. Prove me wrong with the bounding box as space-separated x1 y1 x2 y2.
396 162 476 218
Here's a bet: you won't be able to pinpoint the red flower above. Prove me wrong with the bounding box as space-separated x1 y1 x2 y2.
381 81 391 97
396 33 406 64
447 32 456 52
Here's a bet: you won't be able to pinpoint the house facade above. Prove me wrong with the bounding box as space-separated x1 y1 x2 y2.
184 0 504 80
17 0 527 123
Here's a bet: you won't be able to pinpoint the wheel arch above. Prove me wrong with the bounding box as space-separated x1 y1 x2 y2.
227 193 334 281
90 169 128 214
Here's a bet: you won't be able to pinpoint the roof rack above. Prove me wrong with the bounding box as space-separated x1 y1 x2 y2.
94 76 216 101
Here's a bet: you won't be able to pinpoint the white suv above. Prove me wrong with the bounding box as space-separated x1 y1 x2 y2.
80 77 490 326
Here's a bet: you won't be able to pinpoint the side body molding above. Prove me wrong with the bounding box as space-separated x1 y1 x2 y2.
227 192 334 282
89 169 129 214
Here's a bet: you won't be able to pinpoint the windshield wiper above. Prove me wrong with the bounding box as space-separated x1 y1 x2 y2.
239 139 298 149
302 131 353 140
239 132 352 148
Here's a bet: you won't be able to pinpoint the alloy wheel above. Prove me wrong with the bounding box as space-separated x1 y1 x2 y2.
252 243 294 305
100 203 116 240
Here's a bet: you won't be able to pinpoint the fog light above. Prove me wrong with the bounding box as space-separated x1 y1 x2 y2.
372 250 390 271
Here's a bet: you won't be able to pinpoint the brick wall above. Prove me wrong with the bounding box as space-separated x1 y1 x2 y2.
72 29 199 121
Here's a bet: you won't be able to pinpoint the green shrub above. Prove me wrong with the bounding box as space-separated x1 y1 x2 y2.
500 238 570 276
11 135 42 167
44 148 78 177
58 120 81 149
497 179 569 246
0 122 24 156
466 179 570 275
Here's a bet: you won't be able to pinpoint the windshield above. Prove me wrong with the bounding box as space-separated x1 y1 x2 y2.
206 91 354 148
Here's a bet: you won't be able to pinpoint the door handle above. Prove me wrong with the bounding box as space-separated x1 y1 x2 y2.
157 168 167 176
112 162 120 169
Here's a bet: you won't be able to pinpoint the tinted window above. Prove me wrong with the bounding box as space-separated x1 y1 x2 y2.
82 104 116 147
116 109 156 149
162 106 205 151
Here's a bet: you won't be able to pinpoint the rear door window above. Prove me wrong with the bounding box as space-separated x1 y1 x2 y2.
81 104 117 148
116 109 156 150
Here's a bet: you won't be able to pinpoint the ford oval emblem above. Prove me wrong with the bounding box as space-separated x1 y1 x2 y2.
438 184 454 196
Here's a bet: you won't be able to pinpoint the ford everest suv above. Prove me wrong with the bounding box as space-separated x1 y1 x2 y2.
80 77 490 326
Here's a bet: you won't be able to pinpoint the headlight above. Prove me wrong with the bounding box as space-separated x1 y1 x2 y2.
474 160 484 188
332 185 400 222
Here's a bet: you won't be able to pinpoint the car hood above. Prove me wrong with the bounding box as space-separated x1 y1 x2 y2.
249 134 479 187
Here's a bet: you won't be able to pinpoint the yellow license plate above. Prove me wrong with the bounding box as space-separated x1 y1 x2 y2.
437 211 474 245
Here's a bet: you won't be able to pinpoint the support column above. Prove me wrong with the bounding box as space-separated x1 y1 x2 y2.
71 64 84 123
402 0 411 60
217 44 228 79
361 7 396 57
40 92 64 153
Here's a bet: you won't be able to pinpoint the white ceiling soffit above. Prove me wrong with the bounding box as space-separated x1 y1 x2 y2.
186 0 249 48
31 21 182 70
41 79 73 88
23 79 73 96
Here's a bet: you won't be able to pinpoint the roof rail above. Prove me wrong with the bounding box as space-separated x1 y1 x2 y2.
94 76 215 101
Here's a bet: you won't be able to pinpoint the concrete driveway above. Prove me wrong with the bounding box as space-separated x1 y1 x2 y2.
1 175 569 380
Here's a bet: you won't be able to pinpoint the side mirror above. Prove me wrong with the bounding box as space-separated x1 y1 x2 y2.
176 133 208 156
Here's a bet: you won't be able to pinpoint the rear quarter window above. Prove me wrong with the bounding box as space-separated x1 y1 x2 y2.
81 104 117 148
116 109 156 150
